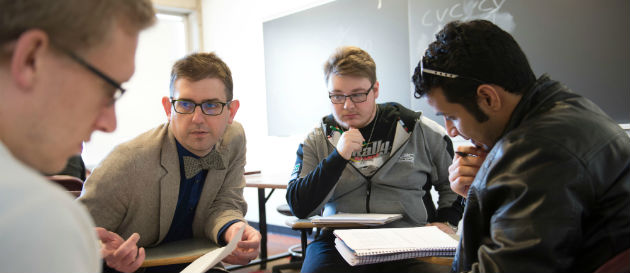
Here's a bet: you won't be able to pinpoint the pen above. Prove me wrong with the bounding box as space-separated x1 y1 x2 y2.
329 125 344 134
455 151 479 157
330 125 369 146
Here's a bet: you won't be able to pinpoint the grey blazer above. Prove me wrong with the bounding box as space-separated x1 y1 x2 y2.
79 122 247 247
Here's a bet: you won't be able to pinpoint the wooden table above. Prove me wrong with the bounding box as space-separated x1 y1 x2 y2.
243 172 290 270
287 218 456 267
141 238 218 268
417 256 454 266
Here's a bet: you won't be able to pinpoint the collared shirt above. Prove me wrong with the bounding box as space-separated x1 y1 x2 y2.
162 140 237 245
161 140 208 244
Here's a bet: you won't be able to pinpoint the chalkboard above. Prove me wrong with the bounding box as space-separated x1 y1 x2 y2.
263 0 410 136
409 0 629 126
264 0 629 136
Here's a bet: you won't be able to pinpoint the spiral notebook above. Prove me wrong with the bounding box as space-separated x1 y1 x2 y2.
333 226 458 266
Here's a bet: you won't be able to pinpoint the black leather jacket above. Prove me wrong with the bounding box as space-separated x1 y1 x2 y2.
453 75 630 273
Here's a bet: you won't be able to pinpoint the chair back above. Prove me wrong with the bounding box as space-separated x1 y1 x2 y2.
594 248 630 273
47 175 84 197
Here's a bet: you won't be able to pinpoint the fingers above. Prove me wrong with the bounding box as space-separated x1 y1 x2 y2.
455 145 488 158
343 128 365 146
109 247 145 273
235 225 261 251
95 227 109 240
95 227 118 243
104 233 142 273
96 227 125 258
242 225 262 241
223 246 260 265
338 128 365 160
450 176 473 198
448 156 484 197
222 225 261 265
237 239 260 250
114 233 140 258
124 247 145 273
223 254 249 265
223 222 243 243
449 154 482 198
426 223 456 235
449 160 481 179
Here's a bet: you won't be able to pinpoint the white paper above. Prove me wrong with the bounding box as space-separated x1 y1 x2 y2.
334 226 458 253
311 213 402 225
180 224 245 273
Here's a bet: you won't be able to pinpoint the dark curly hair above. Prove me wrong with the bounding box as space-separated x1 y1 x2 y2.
412 20 535 122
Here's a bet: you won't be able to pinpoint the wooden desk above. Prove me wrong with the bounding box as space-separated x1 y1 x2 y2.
141 238 218 268
244 172 289 270
417 256 454 266
286 218 456 267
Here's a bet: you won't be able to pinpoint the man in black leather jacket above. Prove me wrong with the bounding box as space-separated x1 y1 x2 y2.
412 20 630 273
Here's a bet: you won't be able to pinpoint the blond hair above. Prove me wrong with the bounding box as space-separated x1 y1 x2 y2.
0 0 155 60
323 46 377 85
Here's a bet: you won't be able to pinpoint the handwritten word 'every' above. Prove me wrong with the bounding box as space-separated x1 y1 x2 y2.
421 0 507 26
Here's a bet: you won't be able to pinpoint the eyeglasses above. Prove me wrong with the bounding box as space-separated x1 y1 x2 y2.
171 99 231 116
328 83 375 104
61 48 127 104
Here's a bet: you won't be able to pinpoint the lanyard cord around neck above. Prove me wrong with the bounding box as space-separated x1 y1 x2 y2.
364 105 379 146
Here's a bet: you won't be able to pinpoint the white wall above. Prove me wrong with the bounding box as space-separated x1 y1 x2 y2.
201 0 336 227
83 13 189 168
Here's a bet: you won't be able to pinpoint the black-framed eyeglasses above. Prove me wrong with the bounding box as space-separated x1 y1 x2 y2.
61 48 127 103
328 83 375 104
170 99 232 116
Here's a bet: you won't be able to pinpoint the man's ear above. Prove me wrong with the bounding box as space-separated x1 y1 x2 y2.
372 81 380 100
10 29 49 91
476 84 502 112
162 96 172 120
226 99 240 124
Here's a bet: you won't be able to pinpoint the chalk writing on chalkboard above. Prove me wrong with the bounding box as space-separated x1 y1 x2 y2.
419 0 514 32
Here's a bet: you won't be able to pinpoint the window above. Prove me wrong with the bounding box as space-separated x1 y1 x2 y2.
82 11 197 168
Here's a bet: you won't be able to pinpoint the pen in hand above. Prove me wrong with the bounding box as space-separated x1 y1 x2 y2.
455 151 479 158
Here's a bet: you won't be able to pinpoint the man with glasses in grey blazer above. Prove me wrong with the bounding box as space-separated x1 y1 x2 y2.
80 52 261 272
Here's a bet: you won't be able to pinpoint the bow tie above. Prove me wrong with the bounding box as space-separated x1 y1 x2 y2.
183 149 225 179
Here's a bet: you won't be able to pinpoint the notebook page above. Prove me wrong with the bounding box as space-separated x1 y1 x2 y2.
180 224 245 273
334 226 457 254
312 213 402 223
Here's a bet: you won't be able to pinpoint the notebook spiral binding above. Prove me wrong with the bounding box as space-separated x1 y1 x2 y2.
360 249 455 265
356 247 455 256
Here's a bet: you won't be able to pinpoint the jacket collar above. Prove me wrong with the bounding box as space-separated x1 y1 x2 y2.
499 74 577 139
157 123 181 241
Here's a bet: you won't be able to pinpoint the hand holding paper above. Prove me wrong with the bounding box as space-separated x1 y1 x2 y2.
180 223 245 273
222 222 261 265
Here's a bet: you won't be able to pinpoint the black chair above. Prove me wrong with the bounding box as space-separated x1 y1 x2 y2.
271 204 320 273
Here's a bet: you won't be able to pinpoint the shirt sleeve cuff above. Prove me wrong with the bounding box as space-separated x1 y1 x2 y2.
217 219 241 246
